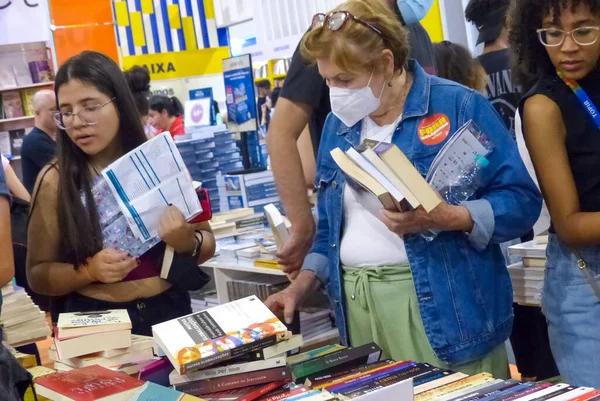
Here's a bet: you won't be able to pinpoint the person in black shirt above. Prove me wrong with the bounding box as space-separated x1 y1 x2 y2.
256 79 272 128
21 90 57 194
267 0 437 277
465 0 520 135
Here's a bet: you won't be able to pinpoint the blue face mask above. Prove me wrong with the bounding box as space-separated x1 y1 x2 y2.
397 0 433 24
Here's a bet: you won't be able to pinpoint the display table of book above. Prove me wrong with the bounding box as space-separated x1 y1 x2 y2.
29 296 600 401
507 236 548 307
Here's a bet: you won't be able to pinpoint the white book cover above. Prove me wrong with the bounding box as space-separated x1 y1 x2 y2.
508 240 547 259
102 133 201 242
1 283 14 297
67 348 155 369
169 355 287 385
353 378 413 401
55 329 132 360
57 309 131 339
545 387 595 401
152 295 288 374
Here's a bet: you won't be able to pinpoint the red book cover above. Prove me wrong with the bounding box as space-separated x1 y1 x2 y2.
257 386 309 401
34 365 145 400
236 381 287 401
174 366 292 396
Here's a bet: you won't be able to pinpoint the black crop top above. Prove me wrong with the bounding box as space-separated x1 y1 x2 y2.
519 70 600 232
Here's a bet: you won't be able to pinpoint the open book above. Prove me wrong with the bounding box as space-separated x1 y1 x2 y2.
102 133 202 243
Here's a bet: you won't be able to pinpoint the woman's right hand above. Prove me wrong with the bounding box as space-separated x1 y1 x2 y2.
265 270 318 324
83 249 138 284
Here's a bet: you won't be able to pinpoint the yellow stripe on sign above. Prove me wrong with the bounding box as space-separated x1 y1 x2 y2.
421 0 444 42
167 4 182 30
141 0 153 14
182 17 197 50
122 47 232 79
204 0 215 19
130 12 146 47
114 1 130 27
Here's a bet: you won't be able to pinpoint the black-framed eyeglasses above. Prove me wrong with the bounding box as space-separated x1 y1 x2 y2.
311 11 384 37
53 98 115 130
537 26 600 47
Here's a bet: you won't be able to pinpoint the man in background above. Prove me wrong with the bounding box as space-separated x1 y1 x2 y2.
465 0 520 135
256 79 272 128
267 0 436 276
21 90 57 194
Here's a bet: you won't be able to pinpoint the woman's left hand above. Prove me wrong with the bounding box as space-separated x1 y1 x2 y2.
158 205 196 254
380 202 474 237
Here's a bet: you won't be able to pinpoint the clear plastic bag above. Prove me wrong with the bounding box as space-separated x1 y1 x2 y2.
422 121 495 241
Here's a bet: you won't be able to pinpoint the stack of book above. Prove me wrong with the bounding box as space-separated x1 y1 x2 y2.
0 283 50 346
225 170 282 216
507 235 548 306
50 310 157 376
175 130 243 214
153 296 303 399
190 289 220 313
226 276 289 302
210 208 257 236
299 310 334 343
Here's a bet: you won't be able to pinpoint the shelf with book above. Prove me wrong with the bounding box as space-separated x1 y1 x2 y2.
200 261 286 305
0 115 33 124
0 81 54 93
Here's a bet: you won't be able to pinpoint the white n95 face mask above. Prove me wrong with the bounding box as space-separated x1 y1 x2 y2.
329 70 385 127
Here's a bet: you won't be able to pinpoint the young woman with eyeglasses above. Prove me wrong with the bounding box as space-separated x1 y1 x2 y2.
511 0 600 387
26 51 216 336
266 0 541 378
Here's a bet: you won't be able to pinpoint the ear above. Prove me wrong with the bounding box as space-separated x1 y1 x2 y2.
380 49 396 78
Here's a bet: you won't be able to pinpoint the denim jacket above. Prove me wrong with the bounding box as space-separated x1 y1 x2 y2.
302 60 542 365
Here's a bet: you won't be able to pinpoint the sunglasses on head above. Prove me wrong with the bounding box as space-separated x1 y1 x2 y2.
311 11 383 37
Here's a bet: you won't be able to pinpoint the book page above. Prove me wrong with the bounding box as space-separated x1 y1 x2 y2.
102 133 201 242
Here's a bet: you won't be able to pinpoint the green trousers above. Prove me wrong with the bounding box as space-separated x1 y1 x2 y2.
343 265 509 379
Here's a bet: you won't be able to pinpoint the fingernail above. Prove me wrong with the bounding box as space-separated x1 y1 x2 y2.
285 318 293 325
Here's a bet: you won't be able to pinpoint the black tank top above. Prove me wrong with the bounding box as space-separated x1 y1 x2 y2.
519 69 600 232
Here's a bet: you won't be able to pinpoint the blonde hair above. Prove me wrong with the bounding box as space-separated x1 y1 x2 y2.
301 0 409 76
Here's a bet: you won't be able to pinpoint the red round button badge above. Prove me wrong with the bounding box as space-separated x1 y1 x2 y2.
417 113 450 146
191 103 205 124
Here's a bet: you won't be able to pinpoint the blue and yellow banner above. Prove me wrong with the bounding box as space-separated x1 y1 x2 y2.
113 0 228 57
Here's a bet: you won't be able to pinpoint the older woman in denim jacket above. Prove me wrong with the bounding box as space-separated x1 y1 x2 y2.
266 0 542 379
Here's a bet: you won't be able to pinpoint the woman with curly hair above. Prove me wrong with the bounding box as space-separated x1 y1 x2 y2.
511 0 600 387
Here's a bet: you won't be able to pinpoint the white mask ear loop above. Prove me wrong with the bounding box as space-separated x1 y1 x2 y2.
366 67 386 100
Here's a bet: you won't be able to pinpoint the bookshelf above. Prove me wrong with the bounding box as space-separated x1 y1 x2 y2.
0 81 54 93
200 260 286 305
0 115 34 124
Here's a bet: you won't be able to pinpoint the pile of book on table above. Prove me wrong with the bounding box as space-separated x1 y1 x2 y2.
190 289 220 313
210 208 269 237
1 282 50 346
507 235 548 306
49 310 157 375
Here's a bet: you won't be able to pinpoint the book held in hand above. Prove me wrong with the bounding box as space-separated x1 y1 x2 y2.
152 295 289 374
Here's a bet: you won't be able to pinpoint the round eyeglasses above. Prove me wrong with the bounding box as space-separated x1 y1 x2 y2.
53 98 115 130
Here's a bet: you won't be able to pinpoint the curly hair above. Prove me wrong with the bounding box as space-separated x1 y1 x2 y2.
465 0 510 25
509 0 600 91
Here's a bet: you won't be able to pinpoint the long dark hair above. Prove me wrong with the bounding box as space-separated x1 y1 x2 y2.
54 51 147 267
150 95 184 117
433 41 486 91
509 0 600 91
124 65 151 116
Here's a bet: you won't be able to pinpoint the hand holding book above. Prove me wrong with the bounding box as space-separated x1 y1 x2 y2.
379 202 474 237
158 204 198 254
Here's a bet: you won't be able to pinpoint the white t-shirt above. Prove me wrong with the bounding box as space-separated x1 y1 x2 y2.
515 109 550 235
340 115 409 267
